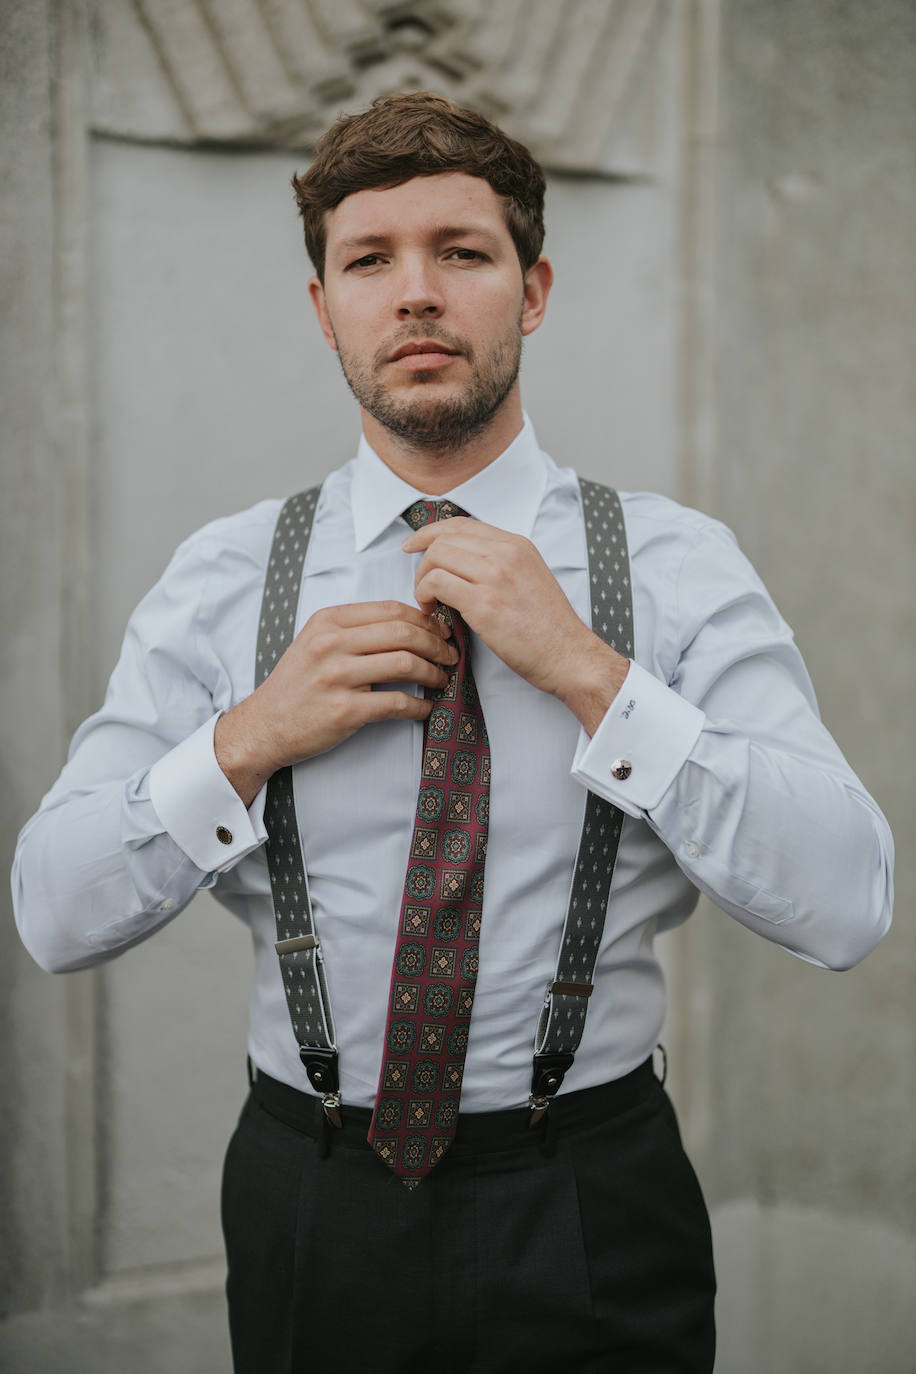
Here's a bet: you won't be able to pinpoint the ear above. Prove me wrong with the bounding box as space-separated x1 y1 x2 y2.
308 276 338 352
520 256 554 338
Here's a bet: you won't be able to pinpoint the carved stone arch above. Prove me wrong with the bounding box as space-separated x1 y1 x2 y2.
90 0 674 175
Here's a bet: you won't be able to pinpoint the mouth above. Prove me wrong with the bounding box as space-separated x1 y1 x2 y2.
388 339 462 371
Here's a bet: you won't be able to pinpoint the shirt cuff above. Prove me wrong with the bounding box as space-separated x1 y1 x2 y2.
571 662 705 816
148 713 268 872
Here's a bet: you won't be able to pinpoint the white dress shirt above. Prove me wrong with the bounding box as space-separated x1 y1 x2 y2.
13 420 893 1111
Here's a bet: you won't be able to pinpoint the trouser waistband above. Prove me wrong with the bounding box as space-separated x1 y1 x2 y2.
249 1058 659 1157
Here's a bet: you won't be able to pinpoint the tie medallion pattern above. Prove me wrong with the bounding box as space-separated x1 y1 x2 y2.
368 499 490 1188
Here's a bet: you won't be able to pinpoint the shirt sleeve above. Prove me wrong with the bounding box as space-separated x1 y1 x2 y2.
148 714 266 873
572 518 894 970
11 531 268 974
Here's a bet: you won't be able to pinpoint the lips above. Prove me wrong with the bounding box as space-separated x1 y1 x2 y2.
388 339 460 363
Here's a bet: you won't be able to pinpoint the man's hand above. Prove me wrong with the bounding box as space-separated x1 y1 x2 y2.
404 518 630 735
214 601 457 806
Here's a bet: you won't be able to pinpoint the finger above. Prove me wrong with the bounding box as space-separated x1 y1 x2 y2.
341 619 459 666
414 568 480 621
413 533 495 589
339 650 452 691
357 690 433 726
402 518 498 553
325 600 451 636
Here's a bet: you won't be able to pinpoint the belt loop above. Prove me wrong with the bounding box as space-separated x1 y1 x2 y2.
246 1056 256 1089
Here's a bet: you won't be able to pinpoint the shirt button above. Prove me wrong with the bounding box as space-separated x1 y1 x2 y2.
610 759 632 781
216 825 233 845
685 842 701 860
160 899 175 912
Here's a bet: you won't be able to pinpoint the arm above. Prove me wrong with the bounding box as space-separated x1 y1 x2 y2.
573 520 893 969
13 519 455 973
405 515 894 970
12 533 247 973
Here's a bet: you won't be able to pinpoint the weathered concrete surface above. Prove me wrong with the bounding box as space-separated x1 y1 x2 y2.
0 1272 230 1374
713 1201 916 1373
705 0 915 1222
0 0 91 1318
670 1 916 1368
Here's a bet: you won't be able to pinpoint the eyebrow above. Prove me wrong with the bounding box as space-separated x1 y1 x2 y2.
333 224 503 256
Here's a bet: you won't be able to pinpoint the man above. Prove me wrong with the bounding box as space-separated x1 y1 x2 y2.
13 92 893 1372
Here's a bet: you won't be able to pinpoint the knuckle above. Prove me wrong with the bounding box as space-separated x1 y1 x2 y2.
309 629 334 658
510 536 533 566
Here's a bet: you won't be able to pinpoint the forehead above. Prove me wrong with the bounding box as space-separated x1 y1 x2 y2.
324 172 510 247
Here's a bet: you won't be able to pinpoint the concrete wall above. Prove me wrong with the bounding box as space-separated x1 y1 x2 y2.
679 2 916 1368
2 1 914 1369
0 0 96 1318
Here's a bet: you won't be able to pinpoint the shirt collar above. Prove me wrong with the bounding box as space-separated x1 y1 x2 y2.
350 415 549 553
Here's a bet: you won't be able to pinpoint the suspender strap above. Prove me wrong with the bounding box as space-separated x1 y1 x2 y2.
255 487 342 1120
529 479 634 1121
256 477 633 1126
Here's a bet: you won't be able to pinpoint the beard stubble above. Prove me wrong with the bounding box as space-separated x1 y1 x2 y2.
333 317 523 453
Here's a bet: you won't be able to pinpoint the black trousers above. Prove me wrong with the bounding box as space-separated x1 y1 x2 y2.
221 1060 715 1373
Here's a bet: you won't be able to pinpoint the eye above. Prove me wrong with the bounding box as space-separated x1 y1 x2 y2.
346 253 384 271
448 248 485 262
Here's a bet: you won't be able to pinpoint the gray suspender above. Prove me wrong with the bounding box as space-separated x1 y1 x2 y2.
254 488 342 1119
255 478 634 1120
529 479 634 1118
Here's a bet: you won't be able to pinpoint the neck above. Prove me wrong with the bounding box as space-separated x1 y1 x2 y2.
359 392 525 495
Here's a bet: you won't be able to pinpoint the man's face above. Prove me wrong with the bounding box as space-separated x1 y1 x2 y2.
309 173 549 451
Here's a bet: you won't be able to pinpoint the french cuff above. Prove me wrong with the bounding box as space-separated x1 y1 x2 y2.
148 713 268 873
571 662 705 816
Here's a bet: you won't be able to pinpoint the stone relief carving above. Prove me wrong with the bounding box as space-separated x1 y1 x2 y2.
89 0 672 176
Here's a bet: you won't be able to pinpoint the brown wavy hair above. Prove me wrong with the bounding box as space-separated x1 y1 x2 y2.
292 91 546 282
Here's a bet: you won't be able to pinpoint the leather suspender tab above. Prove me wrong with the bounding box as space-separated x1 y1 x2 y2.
275 934 318 955
299 1045 338 1092
550 980 593 998
298 1047 343 1127
528 1051 576 1127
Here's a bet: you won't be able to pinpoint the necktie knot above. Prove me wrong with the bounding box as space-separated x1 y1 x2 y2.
402 499 468 531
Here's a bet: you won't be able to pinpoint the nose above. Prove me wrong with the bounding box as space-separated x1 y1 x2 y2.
395 256 443 319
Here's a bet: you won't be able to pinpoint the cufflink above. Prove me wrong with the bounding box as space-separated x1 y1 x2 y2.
216 825 233 845
610 759 632 781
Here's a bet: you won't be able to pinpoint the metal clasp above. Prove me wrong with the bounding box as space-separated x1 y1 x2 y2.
321 1091 343 1129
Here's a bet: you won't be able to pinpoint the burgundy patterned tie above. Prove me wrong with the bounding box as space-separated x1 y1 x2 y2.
368 499 490 1188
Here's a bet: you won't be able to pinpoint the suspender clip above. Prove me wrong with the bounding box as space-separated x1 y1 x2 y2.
528 1051 575 1127
299 1047 343 1129
321 1091 343 1129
